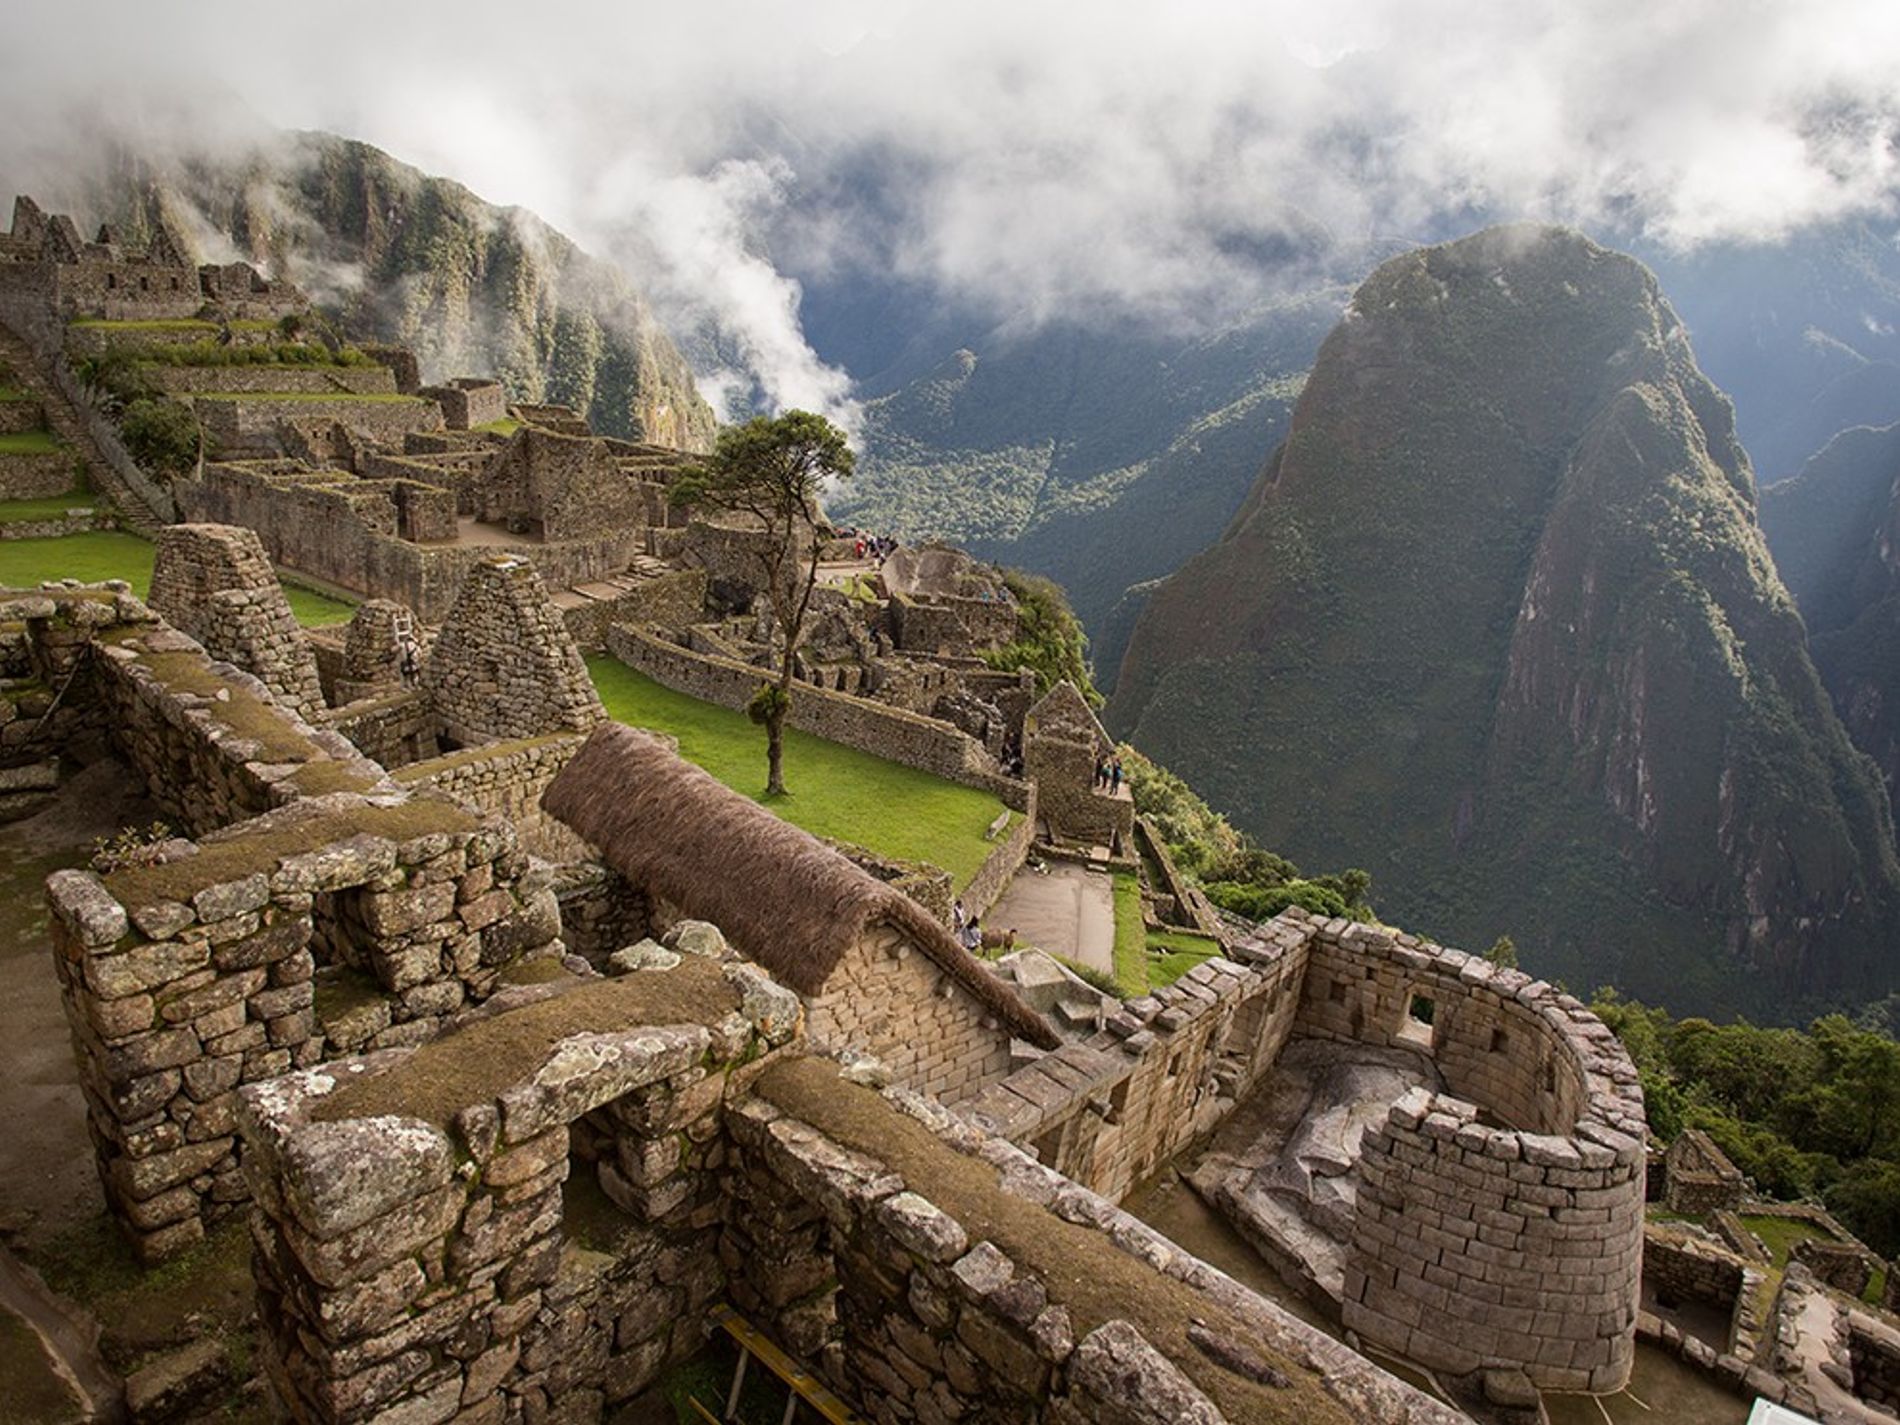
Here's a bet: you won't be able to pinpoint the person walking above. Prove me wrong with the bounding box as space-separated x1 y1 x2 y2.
1110 757 1124 794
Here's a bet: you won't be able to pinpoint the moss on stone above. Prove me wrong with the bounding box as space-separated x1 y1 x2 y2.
758 1057 1354 1425
312 958 740 1129
103 799 472 908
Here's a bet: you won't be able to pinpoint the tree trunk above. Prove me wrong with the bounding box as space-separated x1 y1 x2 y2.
765 704 787 796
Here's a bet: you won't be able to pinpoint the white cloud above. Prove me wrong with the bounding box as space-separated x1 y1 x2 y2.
0 0 1896 396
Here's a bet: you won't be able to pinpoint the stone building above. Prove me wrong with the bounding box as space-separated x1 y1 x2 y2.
544 723 1057 1102
420 554 606 748
418 376 507 430
472 425 647 541
1023 680 1135 851
147 523 326 721
0 195 306 322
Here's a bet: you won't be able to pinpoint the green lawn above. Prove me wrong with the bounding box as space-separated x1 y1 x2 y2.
280 582 356 627
1738 1213 1836 1269
587 656 1008 888
0 430 63 454
0 490 93 523
1148 927 1223 988
1111 872 1149 995
476 418 522 436
0 531 355 627
0 385 31 402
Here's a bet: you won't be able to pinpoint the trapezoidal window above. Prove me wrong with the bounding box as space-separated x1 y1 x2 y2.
1395 991 1436 1050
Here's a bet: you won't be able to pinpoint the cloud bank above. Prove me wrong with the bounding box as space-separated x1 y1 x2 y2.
1 0 1896 411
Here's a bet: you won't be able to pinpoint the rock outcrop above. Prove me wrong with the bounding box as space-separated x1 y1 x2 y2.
1110 225 1900 1015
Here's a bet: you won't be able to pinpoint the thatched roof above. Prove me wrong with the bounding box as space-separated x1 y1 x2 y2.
544 723 1057 1048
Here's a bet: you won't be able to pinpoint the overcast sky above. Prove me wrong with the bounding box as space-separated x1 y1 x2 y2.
2 0 1896 418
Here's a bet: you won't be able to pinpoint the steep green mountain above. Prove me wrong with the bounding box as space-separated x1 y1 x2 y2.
1108 226 1900 1019
109 133 715 450
832 292 1346 666
1761 423 1900 802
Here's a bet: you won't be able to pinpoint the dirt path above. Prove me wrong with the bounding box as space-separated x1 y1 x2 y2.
986 862 1115 973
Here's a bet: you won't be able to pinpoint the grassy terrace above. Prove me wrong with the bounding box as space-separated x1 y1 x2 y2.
0 490 93 523
198 391 424 404
587 655 1008 889
0 430 64 454
68 317 278 332
1147 927 1223 988
0 531 355 627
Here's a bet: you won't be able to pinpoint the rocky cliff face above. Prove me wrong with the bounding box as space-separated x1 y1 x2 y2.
1762 423 1900 807
1110 226 1900 1016
111 133 715 450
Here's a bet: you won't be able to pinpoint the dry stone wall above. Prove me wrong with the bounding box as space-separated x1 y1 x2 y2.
233 949 1462 1425
236 958 793 1425
1301 924 1648 1392
46 788 564 1262
963 916 1311 1203
183 463 641 621
0 448 79 498
965 909 1647 1393
148 524 326 720
421 555 605 747
1664 1129 1746 1215
394 735 592 862
805 924 1016 1105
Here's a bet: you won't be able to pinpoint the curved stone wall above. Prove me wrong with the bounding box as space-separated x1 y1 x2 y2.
1301 923 1647 1392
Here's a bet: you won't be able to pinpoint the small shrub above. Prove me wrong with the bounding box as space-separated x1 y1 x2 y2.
119 397 202 476
91 821 175 874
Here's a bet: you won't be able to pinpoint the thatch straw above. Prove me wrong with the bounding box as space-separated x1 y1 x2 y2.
544 723 1057 1048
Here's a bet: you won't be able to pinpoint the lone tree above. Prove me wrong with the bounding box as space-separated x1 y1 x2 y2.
671 410 855 795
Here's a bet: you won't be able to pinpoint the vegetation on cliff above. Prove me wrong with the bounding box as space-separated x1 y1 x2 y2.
110 133 716 450
980 570 1101 705
1595 991 1900 1258
1109 226 1900 1019
1119 747 1373 923
1760 423 1900 803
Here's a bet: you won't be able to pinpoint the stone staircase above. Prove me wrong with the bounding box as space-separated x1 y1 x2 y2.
0 317 168 536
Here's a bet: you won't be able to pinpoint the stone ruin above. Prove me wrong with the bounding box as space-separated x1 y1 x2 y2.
1023 679 1135 853
148 523 326 721
0 195 306 325
7 546 1671 1418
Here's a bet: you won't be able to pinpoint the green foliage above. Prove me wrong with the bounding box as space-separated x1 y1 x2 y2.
745 682 790 727
674 411 855 793
1590 988 1900 1255
980 570 1100 706
124 339 374 368
672 410 855 519
1204 878 1350 920
586 657 1007 889
1485 935 1519 969
117 397 201 475
1118 744 1372 930
1118 746 1246 878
